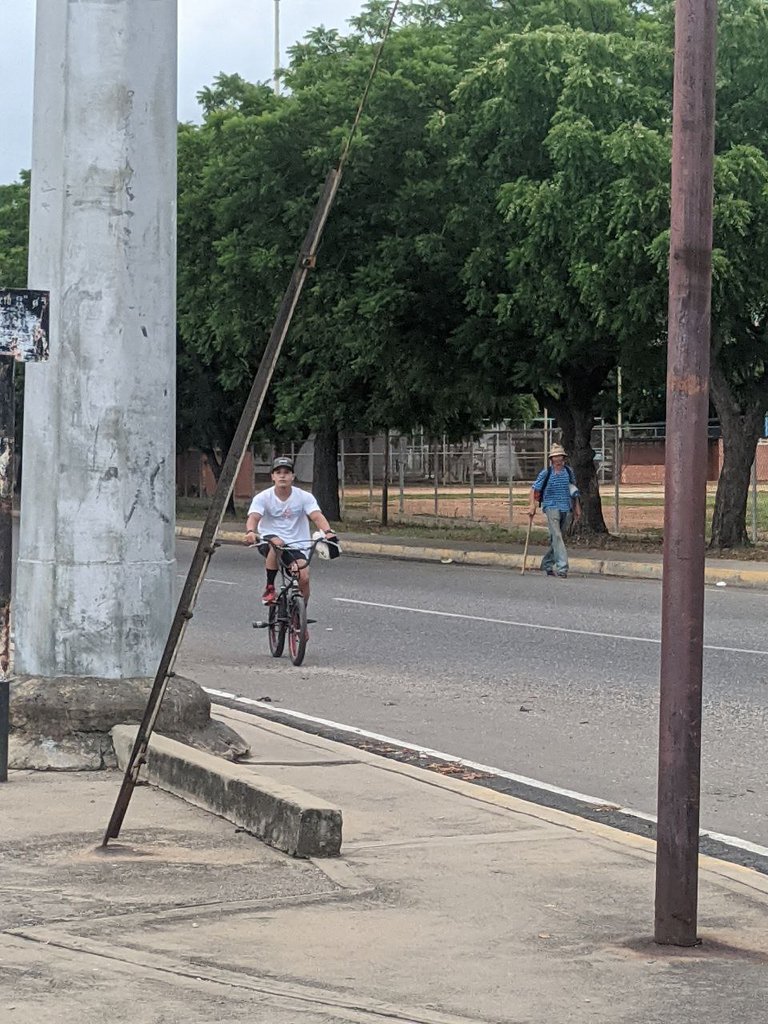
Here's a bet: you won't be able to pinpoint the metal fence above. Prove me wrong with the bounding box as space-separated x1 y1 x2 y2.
181 423 768 540
334 427 767 540
337 426 625 531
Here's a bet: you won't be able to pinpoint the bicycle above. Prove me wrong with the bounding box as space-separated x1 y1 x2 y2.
252 534 339 667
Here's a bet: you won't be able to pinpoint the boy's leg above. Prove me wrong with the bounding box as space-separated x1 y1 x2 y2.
297 566 310 602
259 536 282 603
281 549 310 602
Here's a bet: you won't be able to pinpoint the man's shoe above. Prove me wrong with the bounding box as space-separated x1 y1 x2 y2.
262 584 277 604
556 572 568 579
544 569 555 576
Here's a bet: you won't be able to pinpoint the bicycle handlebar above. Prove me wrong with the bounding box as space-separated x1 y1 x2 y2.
251 534 341 563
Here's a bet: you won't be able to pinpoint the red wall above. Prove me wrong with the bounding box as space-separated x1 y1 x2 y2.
620 439 768 484
177 450 256 500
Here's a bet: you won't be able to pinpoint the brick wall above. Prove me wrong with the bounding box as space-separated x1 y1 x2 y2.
176 450 256 500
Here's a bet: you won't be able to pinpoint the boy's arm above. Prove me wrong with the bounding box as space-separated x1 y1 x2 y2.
245 511 262 544
308 509 335 535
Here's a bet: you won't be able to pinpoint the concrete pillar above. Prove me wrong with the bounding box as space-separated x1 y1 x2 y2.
16 0 177 679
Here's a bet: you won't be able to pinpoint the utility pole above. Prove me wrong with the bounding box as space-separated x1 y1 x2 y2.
17 1 176 682
655 0 717 947
273 0 281 95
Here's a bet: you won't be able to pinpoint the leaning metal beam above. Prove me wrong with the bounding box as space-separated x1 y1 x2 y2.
103 168 342 845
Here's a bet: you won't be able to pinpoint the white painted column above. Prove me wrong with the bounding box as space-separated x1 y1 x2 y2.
16 0 177 678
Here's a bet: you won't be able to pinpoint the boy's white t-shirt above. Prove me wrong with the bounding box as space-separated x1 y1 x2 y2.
248 486 320 550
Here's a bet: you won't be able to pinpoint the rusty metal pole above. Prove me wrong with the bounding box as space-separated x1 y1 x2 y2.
0 359 14 783
0 359 14 680
655 0 717 946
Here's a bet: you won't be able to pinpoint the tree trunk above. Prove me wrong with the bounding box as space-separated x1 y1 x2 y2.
709 363 765 549
343 432 369 483
549 397 608 535
312 429 341 522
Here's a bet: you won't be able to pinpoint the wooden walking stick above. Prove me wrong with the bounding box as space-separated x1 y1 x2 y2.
521 513 533 574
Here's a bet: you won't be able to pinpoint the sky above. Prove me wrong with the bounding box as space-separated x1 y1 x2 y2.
1 0 367 185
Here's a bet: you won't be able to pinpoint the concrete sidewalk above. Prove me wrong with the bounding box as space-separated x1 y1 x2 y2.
177 521 768 589
3 705 768 1023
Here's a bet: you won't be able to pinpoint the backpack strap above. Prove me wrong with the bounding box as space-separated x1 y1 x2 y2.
539 464 577 506
537 466 552 506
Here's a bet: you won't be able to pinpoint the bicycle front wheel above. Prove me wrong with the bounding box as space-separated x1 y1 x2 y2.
268 602 286 658
288 595 308 666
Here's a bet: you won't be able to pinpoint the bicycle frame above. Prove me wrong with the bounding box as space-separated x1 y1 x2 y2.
256 535 338 666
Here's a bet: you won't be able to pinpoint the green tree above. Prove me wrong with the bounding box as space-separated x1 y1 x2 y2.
0 171 31 491
707 144 768 548
705 0 768 548
176 5 533 518
0 171 30 287
447 7 670 531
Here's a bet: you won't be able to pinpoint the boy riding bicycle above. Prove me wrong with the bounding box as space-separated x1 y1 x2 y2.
244 456 337 607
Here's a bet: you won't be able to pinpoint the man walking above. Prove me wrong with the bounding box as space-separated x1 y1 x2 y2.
528 443 581 578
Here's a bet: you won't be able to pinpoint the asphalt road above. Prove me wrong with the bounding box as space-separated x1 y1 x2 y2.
175 538 768 848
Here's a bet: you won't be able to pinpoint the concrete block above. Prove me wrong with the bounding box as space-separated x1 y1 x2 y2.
111 725 342 858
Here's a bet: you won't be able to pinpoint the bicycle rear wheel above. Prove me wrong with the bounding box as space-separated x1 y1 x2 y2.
268 601 286 657
288 595 308 666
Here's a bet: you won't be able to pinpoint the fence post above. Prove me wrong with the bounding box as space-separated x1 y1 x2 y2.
508 431 514 529
382 430 389 526
339 437 345 519
398 436 405 514
614 424 621 533
433 440 439 515
751 456 758 543
469 441 475 520
368 436 374 512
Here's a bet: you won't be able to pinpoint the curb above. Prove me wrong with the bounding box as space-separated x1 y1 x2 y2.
111 725 342 858
175 525 768 589
215 705 768 894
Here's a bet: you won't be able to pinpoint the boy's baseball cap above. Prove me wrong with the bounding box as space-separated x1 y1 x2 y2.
271 456 294 471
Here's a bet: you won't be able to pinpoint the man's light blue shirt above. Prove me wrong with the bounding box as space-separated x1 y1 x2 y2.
532 465 579 513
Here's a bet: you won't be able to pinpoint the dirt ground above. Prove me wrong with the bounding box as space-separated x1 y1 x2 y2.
342 482 768 551
384 495 664 533
345 486 667 534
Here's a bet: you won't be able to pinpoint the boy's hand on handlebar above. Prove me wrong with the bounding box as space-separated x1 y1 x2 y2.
245 529 258 546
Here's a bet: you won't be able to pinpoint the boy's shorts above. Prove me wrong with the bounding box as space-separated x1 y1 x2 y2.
257 535 307 568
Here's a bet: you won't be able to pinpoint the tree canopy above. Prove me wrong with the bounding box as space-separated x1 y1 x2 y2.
2 0 767 542
0 171 30 287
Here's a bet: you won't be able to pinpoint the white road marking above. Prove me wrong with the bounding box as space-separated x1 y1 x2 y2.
334 598 768 657
177 574 237 586
205 689 768 860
